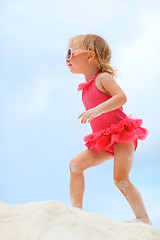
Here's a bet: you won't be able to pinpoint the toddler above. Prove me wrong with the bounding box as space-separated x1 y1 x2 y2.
66 34 152 225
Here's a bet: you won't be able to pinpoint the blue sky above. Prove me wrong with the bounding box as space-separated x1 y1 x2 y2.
0 0 160 228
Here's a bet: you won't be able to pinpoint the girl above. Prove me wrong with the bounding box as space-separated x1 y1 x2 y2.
66 34 152 225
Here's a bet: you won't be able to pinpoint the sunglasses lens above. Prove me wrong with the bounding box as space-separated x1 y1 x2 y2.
67 49 71 60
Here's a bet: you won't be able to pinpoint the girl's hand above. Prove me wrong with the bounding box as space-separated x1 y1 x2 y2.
77 107 104 124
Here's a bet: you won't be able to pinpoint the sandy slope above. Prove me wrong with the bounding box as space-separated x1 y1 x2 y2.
0 200 159 240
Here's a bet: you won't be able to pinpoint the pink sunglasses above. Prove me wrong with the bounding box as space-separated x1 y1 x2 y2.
66 48 89 61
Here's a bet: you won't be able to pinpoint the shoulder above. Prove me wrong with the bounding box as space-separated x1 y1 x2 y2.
98 72 115 83
95 72 112 96
97 71 126 97
97 72 116 95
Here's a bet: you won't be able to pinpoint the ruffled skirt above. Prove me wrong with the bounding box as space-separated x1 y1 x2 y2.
83 115 149 156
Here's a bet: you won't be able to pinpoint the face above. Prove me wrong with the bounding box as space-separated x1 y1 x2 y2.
66 40 91 74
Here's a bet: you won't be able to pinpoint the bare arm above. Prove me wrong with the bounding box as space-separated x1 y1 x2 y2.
96 73 127 113
77 73 127 124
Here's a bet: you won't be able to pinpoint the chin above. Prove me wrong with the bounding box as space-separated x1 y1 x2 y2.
70 68 81 74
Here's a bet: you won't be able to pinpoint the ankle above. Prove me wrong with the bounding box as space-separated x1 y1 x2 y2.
126 217 152 225
71 198 82 209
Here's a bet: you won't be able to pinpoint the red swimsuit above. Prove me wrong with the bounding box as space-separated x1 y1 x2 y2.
77 70 148 156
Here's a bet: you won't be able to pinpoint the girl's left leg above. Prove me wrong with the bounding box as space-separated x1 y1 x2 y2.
114 141 152 225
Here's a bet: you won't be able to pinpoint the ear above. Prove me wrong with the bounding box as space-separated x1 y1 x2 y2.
87 51 96 62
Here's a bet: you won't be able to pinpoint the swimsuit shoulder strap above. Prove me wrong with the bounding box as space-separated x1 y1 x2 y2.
94 70 102 79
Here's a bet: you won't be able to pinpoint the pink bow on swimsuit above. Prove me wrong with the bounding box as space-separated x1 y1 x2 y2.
77 70 101 91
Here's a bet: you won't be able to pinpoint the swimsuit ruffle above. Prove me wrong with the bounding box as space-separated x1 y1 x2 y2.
83 116 149 153
77 71 101 91
77 77 94 91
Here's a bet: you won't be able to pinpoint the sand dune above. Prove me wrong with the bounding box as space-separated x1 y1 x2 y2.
0 200 159 240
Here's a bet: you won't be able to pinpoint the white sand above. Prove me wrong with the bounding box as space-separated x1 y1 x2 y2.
0 200 159 240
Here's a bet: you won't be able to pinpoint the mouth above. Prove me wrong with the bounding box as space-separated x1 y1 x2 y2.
68 64 72 67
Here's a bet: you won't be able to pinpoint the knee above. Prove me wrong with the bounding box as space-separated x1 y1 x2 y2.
69 160 82 174
114 178 131 196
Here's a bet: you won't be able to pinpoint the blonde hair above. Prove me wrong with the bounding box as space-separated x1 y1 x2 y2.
68 34 118 78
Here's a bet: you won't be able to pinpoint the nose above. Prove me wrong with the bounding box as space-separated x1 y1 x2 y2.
66 58 70 62
66 59 71 66
66 58 71 65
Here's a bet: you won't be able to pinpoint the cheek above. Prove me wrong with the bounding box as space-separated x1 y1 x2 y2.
73 59 84 69
71 56 89 72
77 58 88 68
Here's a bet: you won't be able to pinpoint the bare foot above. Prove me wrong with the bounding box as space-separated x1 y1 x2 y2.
126 217 152 225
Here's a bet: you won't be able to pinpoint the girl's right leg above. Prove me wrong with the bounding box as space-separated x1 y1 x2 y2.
114 141 152 225
69 149 113 209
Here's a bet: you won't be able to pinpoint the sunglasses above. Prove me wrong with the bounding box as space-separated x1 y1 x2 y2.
66 48 89 61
